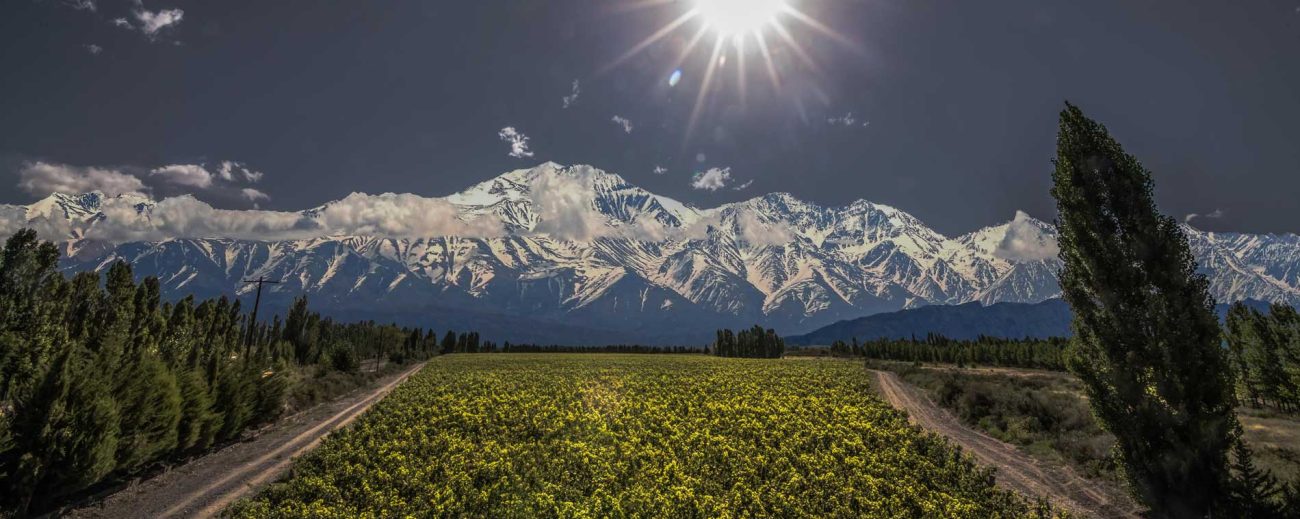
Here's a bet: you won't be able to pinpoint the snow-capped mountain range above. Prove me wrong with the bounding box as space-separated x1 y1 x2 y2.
4 162 1298 344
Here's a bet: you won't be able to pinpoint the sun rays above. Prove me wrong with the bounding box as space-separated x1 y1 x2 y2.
600 0 859 145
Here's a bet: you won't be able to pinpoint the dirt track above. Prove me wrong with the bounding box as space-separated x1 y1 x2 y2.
66 362 425 519
870 369 1142 518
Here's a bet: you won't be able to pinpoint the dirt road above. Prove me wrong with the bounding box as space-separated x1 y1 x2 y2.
67 362 426 519
870 369 1141 518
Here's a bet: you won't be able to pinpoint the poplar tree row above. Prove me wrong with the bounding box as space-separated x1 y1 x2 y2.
712 325 785 359
838 334 1068 371
0 229 446 515
499 344 702 354
1225 302 1300 412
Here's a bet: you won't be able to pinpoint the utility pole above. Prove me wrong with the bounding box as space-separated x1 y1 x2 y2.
242 276 281 356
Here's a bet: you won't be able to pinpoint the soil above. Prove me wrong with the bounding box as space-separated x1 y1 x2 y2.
870 369 1142 518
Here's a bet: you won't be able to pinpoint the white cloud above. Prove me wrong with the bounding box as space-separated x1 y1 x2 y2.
529 169 610 242
736 210 793 247
19 159 266 200
671 208 792 248
217 160 264 183
82 196 308 242
733 180 754 191
133 6 184 37
112 17 131 28
1184 209 1225 224
498 127 534 158
611 115 633 134
525 167 668 242
690 167 733 191
4 192 507 243
312 193 504 239
217 161 236 181
150 164 213 188
828 112 869 127
993 211 1059 261
653 165 668 175
66 0 96 11
240 187 270 203
17 162 147 197
85 44 103 55
217 162 237 183
562 80 580 109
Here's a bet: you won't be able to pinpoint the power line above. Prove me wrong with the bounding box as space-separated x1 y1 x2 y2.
242 276 281 353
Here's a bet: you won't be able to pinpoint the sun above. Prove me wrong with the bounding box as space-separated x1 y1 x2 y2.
601 0 859 145
694 0 788 37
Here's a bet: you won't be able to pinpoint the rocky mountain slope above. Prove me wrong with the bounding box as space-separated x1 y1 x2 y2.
4 162 1298 344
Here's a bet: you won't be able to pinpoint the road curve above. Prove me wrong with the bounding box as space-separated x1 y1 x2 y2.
870 369 1141 519
67 362 426 519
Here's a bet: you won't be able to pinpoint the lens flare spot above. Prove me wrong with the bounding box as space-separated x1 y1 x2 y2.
669 70 682 87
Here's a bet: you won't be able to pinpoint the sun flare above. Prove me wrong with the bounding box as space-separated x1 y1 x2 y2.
694 0 788 37
602 0 858 145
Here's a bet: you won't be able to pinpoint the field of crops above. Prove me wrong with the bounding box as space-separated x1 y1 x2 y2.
229 355 1046 517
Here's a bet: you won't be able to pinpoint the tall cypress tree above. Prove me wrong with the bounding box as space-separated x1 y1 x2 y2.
1268 304 1300 409
1224 303 1263 407
10 345 120 513
1246 308 1295 409
1051 102 1238 517
0 229 62 401
112 354 181 472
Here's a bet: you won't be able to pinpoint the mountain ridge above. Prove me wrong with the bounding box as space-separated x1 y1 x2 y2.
4 162 1299 344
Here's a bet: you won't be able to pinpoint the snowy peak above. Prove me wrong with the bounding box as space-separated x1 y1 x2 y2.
7 163 1300 345
445 163 699 235
24 191 153 223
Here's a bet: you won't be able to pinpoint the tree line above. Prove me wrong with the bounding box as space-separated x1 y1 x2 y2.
711 326 785 359
831 334 1068 371
0 229 465 516
1225 302 1300 412
499 344 703 354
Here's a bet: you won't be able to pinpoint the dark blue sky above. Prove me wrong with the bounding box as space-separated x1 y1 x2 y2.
3 0 1298 235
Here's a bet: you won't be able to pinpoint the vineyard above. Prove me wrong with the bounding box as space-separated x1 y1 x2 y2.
229 355 1050 517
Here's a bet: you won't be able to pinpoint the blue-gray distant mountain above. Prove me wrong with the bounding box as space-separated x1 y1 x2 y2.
786 299 1074 344
786 299 1279 345
3 163 1298 344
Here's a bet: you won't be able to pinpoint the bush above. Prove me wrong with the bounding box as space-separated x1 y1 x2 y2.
899 367 1121 481
328 345 359 373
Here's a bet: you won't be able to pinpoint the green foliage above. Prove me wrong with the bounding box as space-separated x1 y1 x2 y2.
1051 103 1241 517
0 229 62 403
9 347 119 514
252 364 292 425
113 355 181 472
0 230 449 515
499 343 703 353
213 365 256 442
1228 303 1300 412
712 325 785 358
890 365 1122 482
230 355 1051 517
174 369 218 454
1252 306 1296 408
327 344 360 373
852 334 1069 370
1227 432 1285 517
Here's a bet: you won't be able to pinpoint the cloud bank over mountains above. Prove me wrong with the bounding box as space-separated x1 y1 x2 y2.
3 162 1060 251
18 162 147 198
5 162 1298 344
